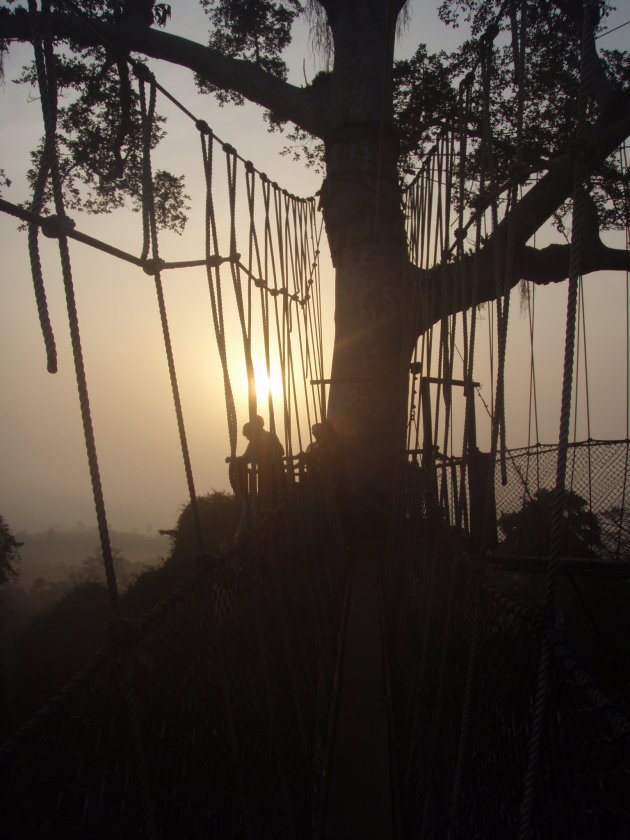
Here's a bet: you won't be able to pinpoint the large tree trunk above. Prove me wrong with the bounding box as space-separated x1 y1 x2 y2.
315 1 413 523
320 125 414 521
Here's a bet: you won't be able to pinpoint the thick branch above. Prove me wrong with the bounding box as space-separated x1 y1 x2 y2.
0 7 327 137
493 96 630 251
412 82 630 332
519 241 630 284
414 235 630 331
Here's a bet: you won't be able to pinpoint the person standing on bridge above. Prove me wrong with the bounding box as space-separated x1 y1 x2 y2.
237 415 286 512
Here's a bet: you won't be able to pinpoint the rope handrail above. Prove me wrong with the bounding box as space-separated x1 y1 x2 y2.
0 195 319 307
0 196 236 272
383 507 630 838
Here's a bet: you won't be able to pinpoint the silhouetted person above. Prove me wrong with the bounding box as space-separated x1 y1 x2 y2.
304 420 338 468
304 421 324 465
238 415 285 511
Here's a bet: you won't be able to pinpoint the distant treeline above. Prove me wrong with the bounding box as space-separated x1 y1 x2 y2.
0 492 241 739
13 525 168 589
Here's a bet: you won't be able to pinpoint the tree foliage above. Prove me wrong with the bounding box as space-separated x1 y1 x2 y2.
5 492 240 726
498 488 602 558
0 515 21 585
198 0 301 102
0 0 627 237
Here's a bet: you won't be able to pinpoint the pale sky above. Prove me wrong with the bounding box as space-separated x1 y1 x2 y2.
1 2 629 533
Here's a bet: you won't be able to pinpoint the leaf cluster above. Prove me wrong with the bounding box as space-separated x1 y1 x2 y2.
393 44 458 175
7 3 189 231
196 0 302 103
422 0 630 233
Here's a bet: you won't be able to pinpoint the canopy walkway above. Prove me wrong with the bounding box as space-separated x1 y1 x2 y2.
2 449 630 837
2 2 630 836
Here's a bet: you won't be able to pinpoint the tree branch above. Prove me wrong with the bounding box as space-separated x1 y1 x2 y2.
492 92 630 251
0 7 328 137
413 235 630 331
414 99 630 331
416 218 630 328
519 240 630 284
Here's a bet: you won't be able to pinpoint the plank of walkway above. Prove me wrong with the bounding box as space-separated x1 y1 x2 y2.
324 542 394 839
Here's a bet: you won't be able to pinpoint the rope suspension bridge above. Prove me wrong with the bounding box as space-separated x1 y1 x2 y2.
1 1 630 837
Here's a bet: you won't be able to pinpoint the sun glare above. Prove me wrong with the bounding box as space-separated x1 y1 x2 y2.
254 359 283 403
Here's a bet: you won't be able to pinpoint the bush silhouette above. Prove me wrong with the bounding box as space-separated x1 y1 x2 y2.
6 492 241 732
498 488 602 558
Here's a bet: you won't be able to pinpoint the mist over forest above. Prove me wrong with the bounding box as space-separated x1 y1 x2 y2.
13 525 167 588
0 493 241 737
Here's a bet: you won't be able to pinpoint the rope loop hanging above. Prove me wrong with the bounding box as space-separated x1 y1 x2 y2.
27 0 58 374
138 73 206 555
28 0 121 617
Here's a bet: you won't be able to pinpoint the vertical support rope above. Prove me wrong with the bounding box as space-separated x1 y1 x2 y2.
29 7 158 837
225 146 257 423
200 128 241 501
138 75 206 555
518 2 595 836
29 0 120 616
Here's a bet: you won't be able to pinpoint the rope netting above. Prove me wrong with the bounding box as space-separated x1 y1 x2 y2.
389 1 630 836
0 487 347 838
383 509 630 839
417 439 630 562
3 0 630 835
0 3 345 835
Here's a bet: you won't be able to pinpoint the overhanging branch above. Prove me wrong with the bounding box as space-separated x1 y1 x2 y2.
414 235 630 332
410 86 630 332
0 7 327 137
492 90 630 251
519 240 630 284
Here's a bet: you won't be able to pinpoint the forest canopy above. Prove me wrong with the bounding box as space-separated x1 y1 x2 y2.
0 1 627 234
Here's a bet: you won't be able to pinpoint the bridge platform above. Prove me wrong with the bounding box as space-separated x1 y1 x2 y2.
324 541 395 839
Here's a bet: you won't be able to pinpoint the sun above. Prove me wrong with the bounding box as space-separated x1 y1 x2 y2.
254 359 283 404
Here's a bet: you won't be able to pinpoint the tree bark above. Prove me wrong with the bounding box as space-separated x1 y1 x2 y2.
315 1 415 520
319 125 413 518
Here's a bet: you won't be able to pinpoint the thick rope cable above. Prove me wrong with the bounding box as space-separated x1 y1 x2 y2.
273 186 293 455
283 192 303 455
456 77 473 494
29 0 120 617
26 0 58 375
225 146 257 424
26 133 58 372
0 196 234 271
29 6 158 836
518 2 595 835
201 129 239 476
138 73 206 556
245 163 276 433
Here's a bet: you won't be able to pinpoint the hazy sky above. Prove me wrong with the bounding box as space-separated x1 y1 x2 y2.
1 2 629 534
